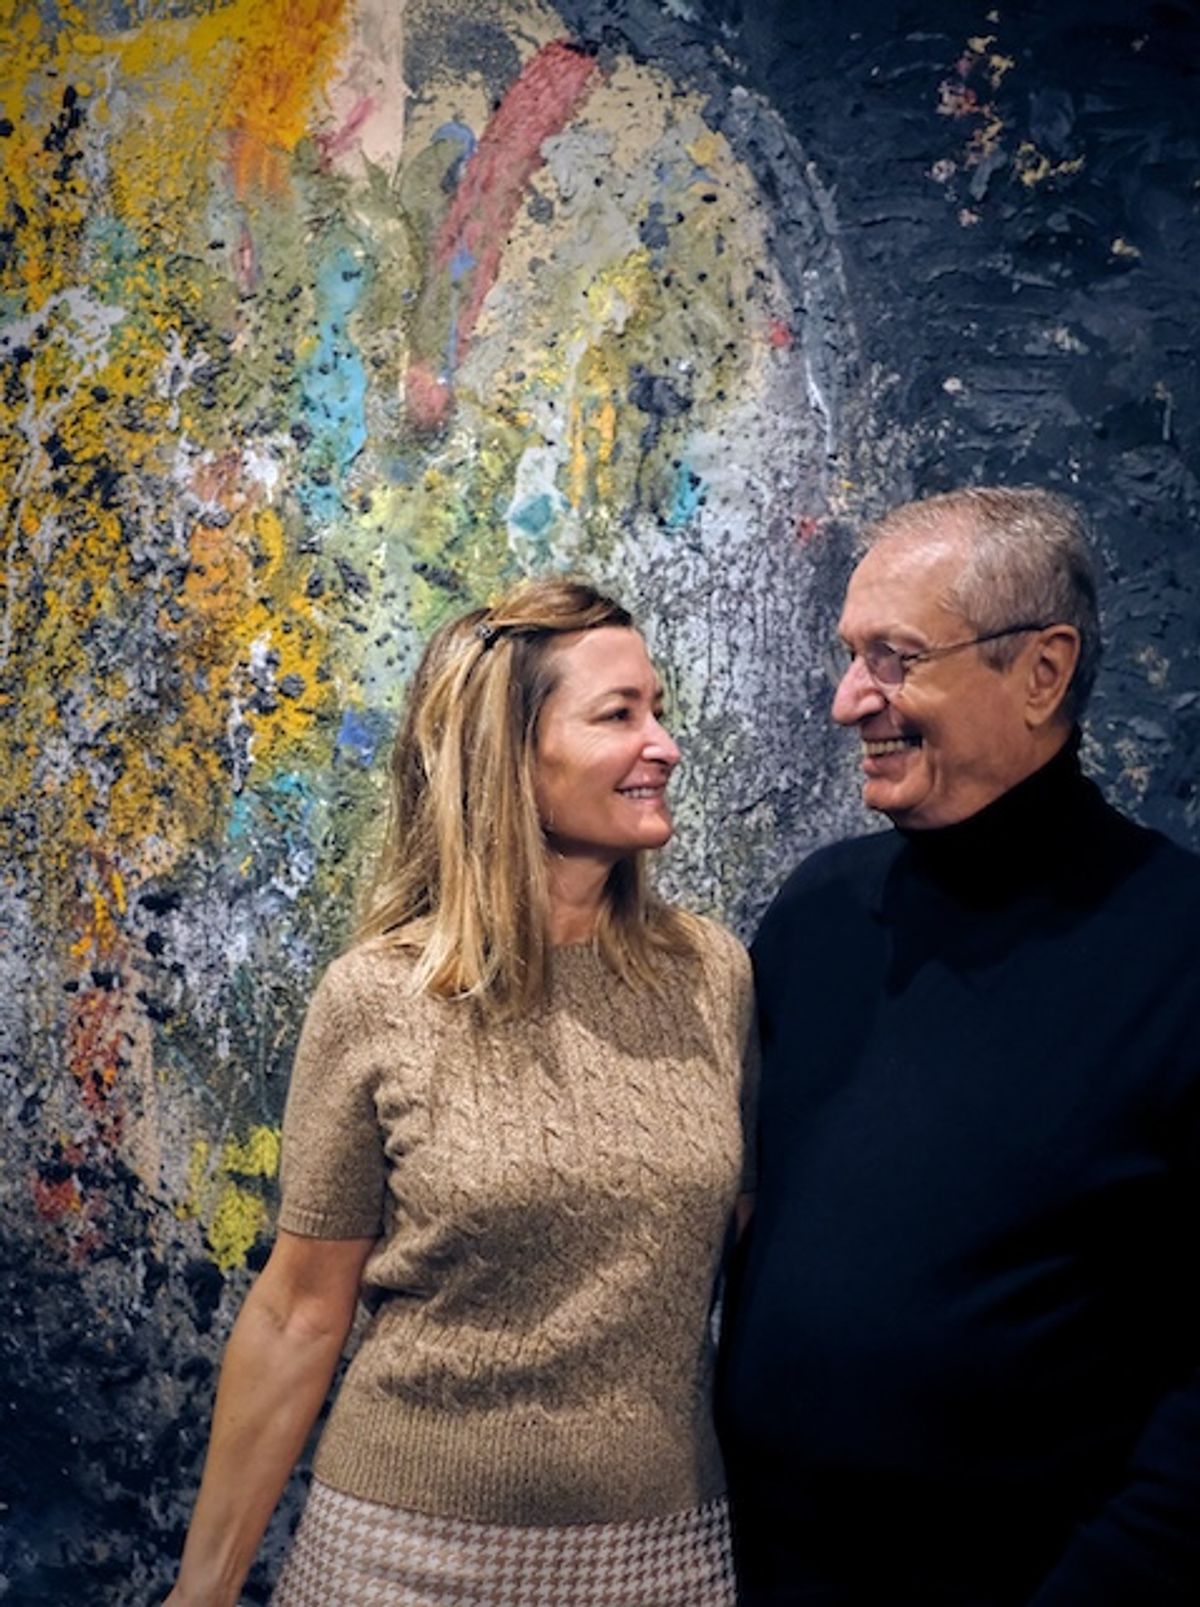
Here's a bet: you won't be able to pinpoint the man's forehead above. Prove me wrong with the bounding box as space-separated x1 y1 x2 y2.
840 524 969 635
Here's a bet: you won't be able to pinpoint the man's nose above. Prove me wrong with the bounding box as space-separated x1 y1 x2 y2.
831 656 888 726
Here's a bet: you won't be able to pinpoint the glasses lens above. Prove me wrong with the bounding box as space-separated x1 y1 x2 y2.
863 643 904 687
824 641 906 691
824 642 854 691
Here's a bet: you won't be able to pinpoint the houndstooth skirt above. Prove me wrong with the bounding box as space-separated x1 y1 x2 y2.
271 1478 736 1606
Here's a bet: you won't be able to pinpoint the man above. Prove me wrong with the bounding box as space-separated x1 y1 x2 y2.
719 487 1200 1605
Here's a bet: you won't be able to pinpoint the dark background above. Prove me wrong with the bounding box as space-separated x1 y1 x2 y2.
574 0 1200 845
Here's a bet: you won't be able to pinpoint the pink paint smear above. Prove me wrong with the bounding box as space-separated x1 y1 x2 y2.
407 41 600 432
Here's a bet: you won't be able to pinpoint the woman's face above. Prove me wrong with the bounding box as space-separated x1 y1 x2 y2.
533 626 681 863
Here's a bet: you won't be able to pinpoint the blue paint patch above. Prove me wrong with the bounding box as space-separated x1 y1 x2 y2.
449 245 475 283
433 119 477 158
336 707 385 767
296 244 371 521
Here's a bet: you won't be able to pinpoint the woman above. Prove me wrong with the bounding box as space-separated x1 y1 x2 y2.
166 577 755 1606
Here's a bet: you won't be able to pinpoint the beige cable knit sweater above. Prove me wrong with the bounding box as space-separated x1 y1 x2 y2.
277 916 755 1527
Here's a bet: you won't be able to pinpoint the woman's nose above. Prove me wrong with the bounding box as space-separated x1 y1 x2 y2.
645 715 681 766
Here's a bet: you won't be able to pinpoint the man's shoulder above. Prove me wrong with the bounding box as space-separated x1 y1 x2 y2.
779 828 897 895
755 829 896 942
1092 790 1200 908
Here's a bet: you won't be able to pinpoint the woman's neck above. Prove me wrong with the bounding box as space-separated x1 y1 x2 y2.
545 851 613 946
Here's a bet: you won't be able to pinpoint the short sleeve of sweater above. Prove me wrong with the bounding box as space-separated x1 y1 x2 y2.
278 952 386 1240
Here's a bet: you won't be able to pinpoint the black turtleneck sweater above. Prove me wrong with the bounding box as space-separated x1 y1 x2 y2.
718 743 1200 1605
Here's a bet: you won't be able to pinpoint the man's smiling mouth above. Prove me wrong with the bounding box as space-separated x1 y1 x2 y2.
862 737 922 757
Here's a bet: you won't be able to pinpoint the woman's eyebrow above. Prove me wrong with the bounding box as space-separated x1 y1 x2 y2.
593 682 661 699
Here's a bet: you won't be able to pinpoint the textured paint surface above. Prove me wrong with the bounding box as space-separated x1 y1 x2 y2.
2 1 855 1597
4 0 1199 1599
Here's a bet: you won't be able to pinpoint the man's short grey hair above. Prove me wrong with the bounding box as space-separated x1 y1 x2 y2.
864 486 1102 724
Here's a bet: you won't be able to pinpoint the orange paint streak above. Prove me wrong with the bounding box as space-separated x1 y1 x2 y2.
221 0 351 199
65 986 134 1179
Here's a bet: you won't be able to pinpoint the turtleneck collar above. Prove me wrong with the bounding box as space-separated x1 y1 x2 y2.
888 732 1102 905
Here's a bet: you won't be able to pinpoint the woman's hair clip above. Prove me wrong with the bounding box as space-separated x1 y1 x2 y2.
475 619 500 648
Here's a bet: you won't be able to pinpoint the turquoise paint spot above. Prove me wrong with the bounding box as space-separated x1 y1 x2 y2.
83 213 166 306
297 244 371 522
667 461 705 528
511 493 556 537
224 773 321 894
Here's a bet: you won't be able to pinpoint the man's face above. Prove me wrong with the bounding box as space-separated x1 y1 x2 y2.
832 529 1043 829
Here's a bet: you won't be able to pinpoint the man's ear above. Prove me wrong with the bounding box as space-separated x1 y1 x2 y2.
1025 625 1080 728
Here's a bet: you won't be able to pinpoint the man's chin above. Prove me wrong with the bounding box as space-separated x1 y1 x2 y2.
862 778 914 822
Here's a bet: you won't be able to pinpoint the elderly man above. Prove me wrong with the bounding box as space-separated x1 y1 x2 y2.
719 487 1200 1605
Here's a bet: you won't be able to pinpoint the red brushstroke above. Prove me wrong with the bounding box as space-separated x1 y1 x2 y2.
67 983 127 1131
795 512 823 544
317 94 375 163
406 41 600 431
234 220 258 295
32 1143 106 1265
33 1173 83 1223
37 857 140 1263
767 317 794 349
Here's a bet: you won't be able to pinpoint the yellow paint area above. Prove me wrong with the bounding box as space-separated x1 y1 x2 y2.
1015 142 1086 188
222 1124 281 1178
204 1183 268 1272
3 0 353 313
176 504 333 778
182 1125 281 1270
986 53 1015 88
563 259 655 511
685 130 725 171
68 865 129 962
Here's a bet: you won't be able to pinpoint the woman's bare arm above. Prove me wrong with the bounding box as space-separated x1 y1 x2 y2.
164 1228 374 1607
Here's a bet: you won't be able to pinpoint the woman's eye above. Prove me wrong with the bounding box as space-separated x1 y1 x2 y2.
603 707 631 721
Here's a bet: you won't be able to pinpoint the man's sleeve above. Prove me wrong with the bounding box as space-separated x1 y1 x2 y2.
1028 1097 1200 1606
1026 1375 1200 1605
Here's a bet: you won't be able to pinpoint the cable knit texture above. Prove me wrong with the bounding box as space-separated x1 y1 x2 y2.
278 916 755 1526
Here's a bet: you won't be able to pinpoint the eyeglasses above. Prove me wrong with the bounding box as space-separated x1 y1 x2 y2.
827 622 1049 693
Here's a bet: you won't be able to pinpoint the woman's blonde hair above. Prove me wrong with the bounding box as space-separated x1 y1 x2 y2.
356 577 699 1016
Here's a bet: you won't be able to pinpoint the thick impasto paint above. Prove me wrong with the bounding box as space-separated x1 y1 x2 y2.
5 0 1198 1597
2 1 862 1594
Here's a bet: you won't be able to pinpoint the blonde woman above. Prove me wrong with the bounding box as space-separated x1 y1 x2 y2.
166 578 755 1607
